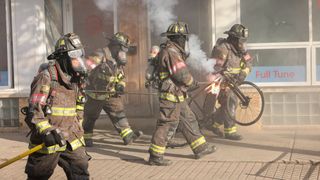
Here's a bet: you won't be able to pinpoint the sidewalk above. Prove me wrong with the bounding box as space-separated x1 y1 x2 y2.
0 125 319 179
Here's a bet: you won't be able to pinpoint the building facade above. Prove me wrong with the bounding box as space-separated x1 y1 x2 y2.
0 0 319 130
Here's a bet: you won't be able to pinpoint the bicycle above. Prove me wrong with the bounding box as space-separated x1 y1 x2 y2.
188 68 264 127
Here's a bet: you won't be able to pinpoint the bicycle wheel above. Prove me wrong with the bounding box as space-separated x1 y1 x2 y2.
226 81 264 126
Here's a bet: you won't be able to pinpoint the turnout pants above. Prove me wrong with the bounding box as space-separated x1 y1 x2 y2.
83 96 132 140
212 89 238 135
149 99 208 157
25 146 90 180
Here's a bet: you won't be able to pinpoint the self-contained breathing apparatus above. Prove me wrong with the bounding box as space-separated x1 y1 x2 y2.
145 45 161 89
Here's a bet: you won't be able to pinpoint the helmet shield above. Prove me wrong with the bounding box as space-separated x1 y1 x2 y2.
108 32 131 66
48 33 87 77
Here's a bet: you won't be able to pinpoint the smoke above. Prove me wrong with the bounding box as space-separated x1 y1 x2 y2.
92 0 215 80
94 0 114 11
147 0 178 36
186 34 216 77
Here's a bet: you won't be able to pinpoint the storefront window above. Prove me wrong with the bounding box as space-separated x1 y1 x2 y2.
45 0 63 55
0 0 10 87
316 48 320 81
313 0 320 41
246 48 307 83
240 0 309 43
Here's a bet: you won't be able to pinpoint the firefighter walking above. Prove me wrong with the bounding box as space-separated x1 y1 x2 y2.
148 22 216 166
83 32 142 147
210 24 252 140
24 33 90 179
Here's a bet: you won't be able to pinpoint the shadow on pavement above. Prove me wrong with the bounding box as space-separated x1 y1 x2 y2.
206 138 320 157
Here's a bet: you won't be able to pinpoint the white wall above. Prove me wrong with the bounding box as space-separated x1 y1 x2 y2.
213 0 238 42
9 0 46 97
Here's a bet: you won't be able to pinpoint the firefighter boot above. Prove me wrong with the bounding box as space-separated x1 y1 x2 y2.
166 138 188 149
212 127 224 137
84 138 93 147
123 130 143 145
148 154 172 166
225 133 243 141
194 144 217 159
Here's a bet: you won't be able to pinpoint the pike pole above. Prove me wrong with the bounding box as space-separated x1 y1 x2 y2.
84 90 158 96
0 143 45 169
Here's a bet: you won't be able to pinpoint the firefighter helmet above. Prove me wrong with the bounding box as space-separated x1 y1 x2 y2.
224 24 249 40
48 33 84 60
161 21 190 37
109 32 130 48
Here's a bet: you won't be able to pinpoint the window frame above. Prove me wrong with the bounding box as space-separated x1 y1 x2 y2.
247 44 311 87
237 0 315 87
0 0 12 90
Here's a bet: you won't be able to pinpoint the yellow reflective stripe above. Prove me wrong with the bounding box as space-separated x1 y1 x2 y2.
83 133 93 139
97 74 116 81
159 72 169 80
228 68 241 74
149 144 166 154
51 107 77 116
29 143 66 154
35 120 52 133
70 137 85 150
86 92 112 100
76 105 84 111
186 77 193 86
224 126 237 134
76 95 84 103
160 93 185 103
212 122 222 128
40 85 50 93
191 136 206 150
117 73 125 80
120 128 133 138
242 67 250 75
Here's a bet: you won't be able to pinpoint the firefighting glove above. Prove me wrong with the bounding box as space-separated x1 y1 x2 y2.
187 80 200 92
115 83 125 94
42 129 66 147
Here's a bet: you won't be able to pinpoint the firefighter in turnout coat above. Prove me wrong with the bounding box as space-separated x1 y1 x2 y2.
148 22 216 166
83 32 142 147
24 33 90 180
210 24 252 140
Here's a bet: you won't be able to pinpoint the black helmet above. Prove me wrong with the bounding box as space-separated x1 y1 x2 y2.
48 33 87 77
224 24 248 40
48 33 84 60
109 32 130 48
161 21 190 37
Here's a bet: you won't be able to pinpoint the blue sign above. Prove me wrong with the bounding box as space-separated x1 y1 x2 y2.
246 66 306 83
0 71 8 86
316 65 320 81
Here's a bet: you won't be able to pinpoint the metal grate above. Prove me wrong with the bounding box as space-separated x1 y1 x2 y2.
0 98 19 127
262 92 320 125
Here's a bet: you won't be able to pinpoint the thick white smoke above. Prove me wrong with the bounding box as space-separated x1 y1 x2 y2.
94 0 114 11
93 0 215 79
186 34 216 77
147 0 179 36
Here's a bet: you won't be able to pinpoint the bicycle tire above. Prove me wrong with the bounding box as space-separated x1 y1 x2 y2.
226 81 264 126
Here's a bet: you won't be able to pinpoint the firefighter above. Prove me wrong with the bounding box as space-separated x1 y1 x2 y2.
24 33 90 179
83 32 143 147
145 45 188 149
210 24 252 140
148 22 216 166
